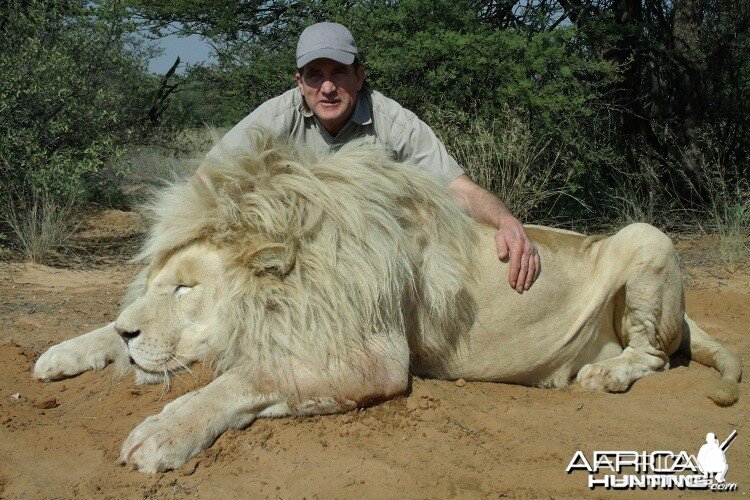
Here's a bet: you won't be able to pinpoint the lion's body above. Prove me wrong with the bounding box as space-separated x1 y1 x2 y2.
413 224 613 385
414 224 652 386
33 131 742 473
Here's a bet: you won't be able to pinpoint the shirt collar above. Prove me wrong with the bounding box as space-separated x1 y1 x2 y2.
350 88 372 126
297 86 372 126
298 87 314 118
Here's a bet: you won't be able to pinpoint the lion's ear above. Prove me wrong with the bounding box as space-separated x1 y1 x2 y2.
240 240 296 278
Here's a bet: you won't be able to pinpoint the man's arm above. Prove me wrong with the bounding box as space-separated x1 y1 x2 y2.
382 101 540 292
449 174 540 293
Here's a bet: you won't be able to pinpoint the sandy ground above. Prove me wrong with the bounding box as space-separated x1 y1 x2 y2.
0 210 747 499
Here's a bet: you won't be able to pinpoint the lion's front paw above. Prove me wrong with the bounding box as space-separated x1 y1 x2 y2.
34 344 104 381
576 363 630 392
119 410 209 473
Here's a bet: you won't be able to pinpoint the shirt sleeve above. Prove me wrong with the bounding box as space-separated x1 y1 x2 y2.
391 113 465 187
205 99 283 162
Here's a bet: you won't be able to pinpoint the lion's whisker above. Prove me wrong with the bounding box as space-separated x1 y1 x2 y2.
157 369 172 400
170 355 200 384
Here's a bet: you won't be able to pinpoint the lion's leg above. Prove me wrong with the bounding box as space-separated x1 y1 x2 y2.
120 351 409 473
120 369 271 473
33 322 127 381
577 224 683 392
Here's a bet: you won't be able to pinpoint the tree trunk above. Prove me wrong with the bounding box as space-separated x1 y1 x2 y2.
672 0 707 165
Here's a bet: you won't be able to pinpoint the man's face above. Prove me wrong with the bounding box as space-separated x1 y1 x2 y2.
296 58 365 136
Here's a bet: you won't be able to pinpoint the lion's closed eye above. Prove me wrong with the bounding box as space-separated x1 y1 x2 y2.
173 285 194 298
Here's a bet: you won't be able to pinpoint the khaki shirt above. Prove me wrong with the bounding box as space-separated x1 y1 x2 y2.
207 86 464 186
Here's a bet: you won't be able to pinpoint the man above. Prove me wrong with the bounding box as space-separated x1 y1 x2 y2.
207 22 540 292
697 432 729 483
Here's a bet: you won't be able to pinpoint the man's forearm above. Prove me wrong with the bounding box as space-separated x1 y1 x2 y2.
467 185 518 229
448 173 539 292
449 174 519 228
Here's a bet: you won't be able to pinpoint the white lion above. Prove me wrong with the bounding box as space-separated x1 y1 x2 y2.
33 131 742 473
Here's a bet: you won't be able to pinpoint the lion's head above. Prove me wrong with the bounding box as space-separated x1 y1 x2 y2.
115 242 227 384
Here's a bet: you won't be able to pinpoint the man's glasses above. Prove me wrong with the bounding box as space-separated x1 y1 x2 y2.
302 69 355 88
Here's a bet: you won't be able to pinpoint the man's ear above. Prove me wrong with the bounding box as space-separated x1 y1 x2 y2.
295 71 304 91
356 66 365 90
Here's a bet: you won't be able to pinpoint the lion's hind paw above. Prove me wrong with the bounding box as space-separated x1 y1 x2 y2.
576 363 631 393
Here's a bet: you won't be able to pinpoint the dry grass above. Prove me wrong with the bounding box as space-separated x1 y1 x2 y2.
705 194 749 269
103 127 221 205
683 154 749 269
600 144 748 269
427 109 574 225
2 189 79 263
607 158 671 228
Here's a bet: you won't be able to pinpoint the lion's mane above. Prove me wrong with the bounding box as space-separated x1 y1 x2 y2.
127 130 477 380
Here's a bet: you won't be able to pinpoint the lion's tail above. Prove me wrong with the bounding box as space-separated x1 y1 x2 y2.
683 314 742 406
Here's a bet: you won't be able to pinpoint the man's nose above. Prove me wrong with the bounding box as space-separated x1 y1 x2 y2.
320 79 337 93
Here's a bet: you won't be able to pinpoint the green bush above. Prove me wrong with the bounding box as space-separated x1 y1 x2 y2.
0 0 160 205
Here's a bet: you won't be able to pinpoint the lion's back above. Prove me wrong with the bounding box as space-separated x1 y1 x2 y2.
524 225 605 255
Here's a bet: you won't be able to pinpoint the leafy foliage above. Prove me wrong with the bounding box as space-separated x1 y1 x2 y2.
125 0 748 225
0 0 160 205
0 0 746 254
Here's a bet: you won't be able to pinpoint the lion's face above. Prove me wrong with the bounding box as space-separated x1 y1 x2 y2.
115 242 226 382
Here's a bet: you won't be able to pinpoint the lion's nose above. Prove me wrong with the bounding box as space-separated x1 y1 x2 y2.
115 325 140 342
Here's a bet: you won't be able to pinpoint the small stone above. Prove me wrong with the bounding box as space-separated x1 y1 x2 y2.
34 397 59 409
10 393 20 399
454 379 467 388
179 460 200 476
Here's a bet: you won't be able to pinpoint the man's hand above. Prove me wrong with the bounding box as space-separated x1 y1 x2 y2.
495 217 540 293
447 174 540 292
